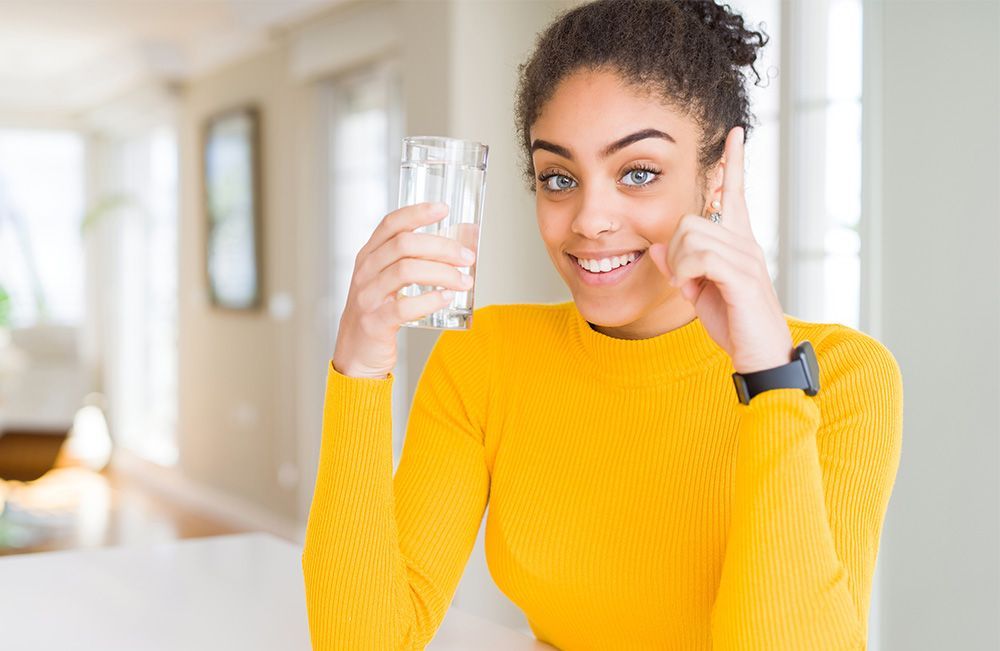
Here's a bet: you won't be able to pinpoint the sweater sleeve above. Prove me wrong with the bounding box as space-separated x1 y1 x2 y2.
301 306 497 650
710 329 904 650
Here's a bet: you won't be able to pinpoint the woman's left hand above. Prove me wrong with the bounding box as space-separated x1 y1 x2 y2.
649 126 794 375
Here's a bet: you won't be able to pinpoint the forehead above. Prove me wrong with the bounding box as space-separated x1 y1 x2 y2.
530 68 699 156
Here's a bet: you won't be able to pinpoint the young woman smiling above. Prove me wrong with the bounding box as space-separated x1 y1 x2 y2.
302 1 903 649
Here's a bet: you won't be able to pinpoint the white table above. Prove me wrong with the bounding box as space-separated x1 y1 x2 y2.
0 533 554 650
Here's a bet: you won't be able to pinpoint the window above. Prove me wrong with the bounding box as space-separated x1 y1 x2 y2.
785 0 864 329
0 129 85 328
101 126 179 466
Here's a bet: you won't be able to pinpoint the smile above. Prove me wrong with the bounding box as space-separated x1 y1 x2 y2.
567 250 644 287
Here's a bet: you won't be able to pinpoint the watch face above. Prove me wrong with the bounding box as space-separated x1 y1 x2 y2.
798 341 820 395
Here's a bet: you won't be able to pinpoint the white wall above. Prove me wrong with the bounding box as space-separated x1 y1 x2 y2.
177 43 305 527
868 1 1000 648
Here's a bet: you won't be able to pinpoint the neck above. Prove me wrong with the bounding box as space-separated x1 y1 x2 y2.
588 295 698 340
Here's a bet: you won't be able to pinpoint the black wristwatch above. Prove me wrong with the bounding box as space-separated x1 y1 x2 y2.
731 341 820 405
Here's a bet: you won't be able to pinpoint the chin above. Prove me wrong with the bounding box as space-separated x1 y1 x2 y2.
572 292 645 327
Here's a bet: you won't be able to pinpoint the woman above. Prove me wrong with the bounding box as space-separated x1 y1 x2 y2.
302 1 903 649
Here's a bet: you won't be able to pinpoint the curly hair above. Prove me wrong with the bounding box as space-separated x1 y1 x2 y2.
513 0 771 193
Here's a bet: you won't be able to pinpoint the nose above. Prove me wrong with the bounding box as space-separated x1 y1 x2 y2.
570 181 621 239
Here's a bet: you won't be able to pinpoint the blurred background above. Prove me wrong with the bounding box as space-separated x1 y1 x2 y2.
0 0 995 649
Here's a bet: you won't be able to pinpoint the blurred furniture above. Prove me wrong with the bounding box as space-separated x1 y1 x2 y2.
0 533 554 650
2 324 89 435
0 325 90 481
0 428 67 481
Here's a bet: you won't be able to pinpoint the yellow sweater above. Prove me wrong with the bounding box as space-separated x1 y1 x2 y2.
302 301 903 650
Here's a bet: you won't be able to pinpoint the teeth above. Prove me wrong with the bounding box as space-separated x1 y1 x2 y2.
575 251 639 273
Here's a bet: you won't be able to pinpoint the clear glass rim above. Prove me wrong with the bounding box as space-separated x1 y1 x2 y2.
403 135 488 150
401 135 488 168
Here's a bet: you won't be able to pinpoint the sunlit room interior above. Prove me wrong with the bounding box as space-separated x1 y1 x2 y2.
0 0 996 649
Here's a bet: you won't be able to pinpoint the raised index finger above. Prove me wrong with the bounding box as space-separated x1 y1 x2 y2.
720 126 747 224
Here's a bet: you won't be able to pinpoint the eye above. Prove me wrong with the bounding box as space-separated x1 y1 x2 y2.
538 171 576 193
620 163 662 187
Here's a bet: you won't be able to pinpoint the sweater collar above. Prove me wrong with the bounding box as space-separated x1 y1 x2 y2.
566 300 727 385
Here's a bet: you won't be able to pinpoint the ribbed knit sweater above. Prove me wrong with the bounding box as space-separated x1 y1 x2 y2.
302 300 903 650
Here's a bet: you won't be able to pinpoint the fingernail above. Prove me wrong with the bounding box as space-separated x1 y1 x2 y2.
460 247 476 263
440 290 455 301
460 272 474 287
429 202 448 215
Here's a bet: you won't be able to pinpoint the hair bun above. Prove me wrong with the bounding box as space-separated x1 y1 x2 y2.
685 0 769 78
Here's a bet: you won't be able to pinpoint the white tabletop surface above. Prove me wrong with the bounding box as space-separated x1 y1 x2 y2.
0 532 554 650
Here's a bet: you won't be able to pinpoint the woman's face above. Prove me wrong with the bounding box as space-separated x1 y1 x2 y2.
530 67 722 338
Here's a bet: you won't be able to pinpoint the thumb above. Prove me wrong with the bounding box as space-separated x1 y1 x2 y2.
648 243 671 279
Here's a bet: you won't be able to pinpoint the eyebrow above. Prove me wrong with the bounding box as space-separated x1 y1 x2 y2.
530 128 676 161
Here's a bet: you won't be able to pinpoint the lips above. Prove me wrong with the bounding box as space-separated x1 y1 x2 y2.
568 248 645 260
567 250 644 287
570 251 640 272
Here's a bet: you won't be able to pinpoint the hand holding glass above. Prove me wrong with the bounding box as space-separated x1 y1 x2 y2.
330 136 487 380
396 136 488 329
330 201 480 379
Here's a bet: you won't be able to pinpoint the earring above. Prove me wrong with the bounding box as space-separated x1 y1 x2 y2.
711 200 721 211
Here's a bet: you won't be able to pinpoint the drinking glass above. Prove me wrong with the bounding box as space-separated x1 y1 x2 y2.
397 136 488 330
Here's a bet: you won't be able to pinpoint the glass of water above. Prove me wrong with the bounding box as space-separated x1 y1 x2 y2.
397 136 488 330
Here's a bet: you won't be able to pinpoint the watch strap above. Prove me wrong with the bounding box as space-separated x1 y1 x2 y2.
731 341 819 405
741 361 810 394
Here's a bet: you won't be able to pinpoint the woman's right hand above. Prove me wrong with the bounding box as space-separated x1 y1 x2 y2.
332 202 477 379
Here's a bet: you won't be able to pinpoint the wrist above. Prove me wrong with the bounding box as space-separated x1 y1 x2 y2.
734 349 794 375
731 340 820 405
332 359 389 380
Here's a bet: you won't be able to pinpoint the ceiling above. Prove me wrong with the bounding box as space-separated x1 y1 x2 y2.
0 0 350 116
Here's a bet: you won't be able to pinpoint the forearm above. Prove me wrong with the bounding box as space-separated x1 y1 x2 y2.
301 365 419 650
302 353 493 651
710 389 865 650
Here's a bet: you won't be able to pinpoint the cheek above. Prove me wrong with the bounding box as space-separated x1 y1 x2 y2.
535 202 570 248
631 204 684 247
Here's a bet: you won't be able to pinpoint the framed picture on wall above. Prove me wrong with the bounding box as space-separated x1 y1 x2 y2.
202 105 262 311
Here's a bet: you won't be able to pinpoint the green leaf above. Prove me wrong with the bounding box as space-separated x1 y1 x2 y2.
0 284 10 328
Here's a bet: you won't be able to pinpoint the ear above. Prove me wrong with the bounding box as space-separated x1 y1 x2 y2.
702 161 725 214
